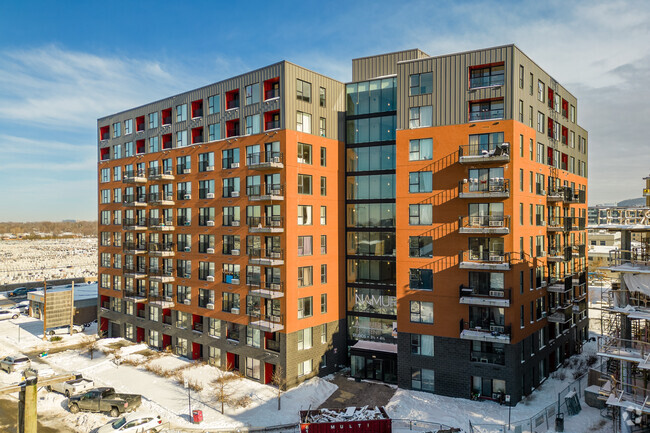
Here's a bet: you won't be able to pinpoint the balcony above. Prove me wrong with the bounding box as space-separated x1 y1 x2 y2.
123 218 147 231
547 308 573 324
459 286 511 307
147 242 175 257
99 126 110 141
148 295 175 309
123 170 147 184
248 216 284 233
246 152 284 169
265 338 281 353
249 313 284 332
547 247 572 262
123 290 147 303
247 184 284 201
458 178 509 198
248 248 284 266
149 268 175 283
148 218 175 231
459 250 511 271
147 167 175 181
265 120 280 131
548 276 572 293
265 88 280 100
470 350 505 365
458 143 510 164
123 242 147 255
547 217 573 232
460 319 511 344
248 280 284 299
147 193 175 206
469 75 504 89
458 215 509 235
469 108 504 122
123 265 147 279
123 194 147 207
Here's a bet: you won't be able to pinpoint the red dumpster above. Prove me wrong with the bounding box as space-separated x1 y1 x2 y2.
300 406 391 433
192 409 203 424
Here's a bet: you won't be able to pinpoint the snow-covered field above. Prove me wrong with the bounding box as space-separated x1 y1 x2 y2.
0 238 97 285
0 316 609 433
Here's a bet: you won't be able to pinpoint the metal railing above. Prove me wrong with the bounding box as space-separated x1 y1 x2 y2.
248 248 284 261
461 319 511 337
246 152 284 167
461 250 511 264
469 75 505 88
265 88 280 100
460 285 511 301
469 109 504 121
458 143 510 159
459 178 510 195
459 215 509 229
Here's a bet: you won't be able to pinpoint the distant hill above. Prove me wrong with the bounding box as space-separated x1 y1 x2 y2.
618 197 646 207
0 221 97 238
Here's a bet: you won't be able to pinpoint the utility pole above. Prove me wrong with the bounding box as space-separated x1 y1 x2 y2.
18 376 37 433
42 280 47 340
69 281 75 334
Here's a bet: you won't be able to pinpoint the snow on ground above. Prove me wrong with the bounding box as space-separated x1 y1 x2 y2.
0 237 96 284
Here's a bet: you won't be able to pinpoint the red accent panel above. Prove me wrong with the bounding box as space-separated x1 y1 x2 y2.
547 147 554 165
226 352 235 369
100 317 109 332
561 98 569 118
162 133 172 149
136 139 145 154
162 108 172 125
136 116 145 132
548 88 554 108
264 363 274 384
191 127 203 144
191 99 203 118
191 342 202 360
100 147 110 161
136 327 144 343
561 126 568 145
162 334 171 349
99 125 110 140
547 118 554 138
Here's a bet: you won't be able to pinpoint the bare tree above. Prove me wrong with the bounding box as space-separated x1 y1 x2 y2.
214 362 234 414
271 365 286 411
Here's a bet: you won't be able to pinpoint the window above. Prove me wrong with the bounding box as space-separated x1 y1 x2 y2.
319 117 326 137
409 269 433 291
297 79 311 102
124 119 132 135
297 111 312 133
537 112 544 133
409 138 433 161
320 147 327 166
519 65 524 88
148 112 158 129
298 266 313 287
321 294 327 313
148 136 159 153
409 236 433 258
101 189 110 204
469 100 504 121
409 72 433 95
320 206 327 225
519 100 524 122
538 80 545 102
208 123 220 141
409 204 432 225
247 326 261 348
570 105 575 123
321 324 327 344
298 359 312 377
409 172 432 193
298 296 313 319
320 176 327 196
410 301 434 324
411 334 434 356
529 73 534 95
470 65 504 88
519 203 524 225
319 87 326 107
298 327 313 350
177 130 187 147
245 114 260 135
297 142 312 164
298 205 312 225
298 236 313 256
112 122 121 138
113 144 122 159
100 168 110 183
222 235 240 255
409 106 432 128
529 106 533 128
321 264 327 283
124 141 134 157
176 104 187 122
222 148 240 169
208 318 221 337
222 177 240 198
245 83 260 105
208 95 220 115
298 174 312 194
222 292 240 313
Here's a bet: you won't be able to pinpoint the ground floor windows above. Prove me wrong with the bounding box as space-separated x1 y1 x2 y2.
208 346 221 367
411 368 434 392
298 359 313 377
350 353 397 384
246 357 261 380
471 376 506 400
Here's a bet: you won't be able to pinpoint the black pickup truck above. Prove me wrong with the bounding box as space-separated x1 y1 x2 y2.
67 387 142 417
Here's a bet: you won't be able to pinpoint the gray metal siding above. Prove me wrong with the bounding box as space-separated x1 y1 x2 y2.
352 49 428 82
396 46 513 130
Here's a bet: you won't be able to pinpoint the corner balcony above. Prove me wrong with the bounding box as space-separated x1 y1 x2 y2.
123 218 147 231
547 276 572 293
123 265 147 279
148 295 175 309
547 308 573 324
246 152 284 170
123 170 147 184
148 218 175 231
459 286 511 307
148 167 175 181
547 247 572 263
123 289 147 303
547 217 573 232
149 268 175 283
123 242 147 255
147 193 175 206
459 250 511 271
248 313 284 332
248 248 284 266
123 194 147 207
247 216 284 233
458 215 509 235
248 281 284 299
147 242 175 257
458 143 510 164
247 184 284 201
458 179 509 199
460 319 511 344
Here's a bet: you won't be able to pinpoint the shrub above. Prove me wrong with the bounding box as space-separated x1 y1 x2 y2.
50 336 63 342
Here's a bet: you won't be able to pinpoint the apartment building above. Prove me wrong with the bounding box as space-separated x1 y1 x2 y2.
97 44 589 402
97 62 346 387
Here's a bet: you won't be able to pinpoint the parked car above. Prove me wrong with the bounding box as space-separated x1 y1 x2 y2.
23 366 56 379
47 324 84 335
47 372 94 397
97 413 163 433
68 387 142 417
7 287 38 298
0 355 31 373
15 300 30 314
0 308 20 320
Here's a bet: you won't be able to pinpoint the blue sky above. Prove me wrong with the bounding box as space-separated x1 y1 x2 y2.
0 0 648 221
